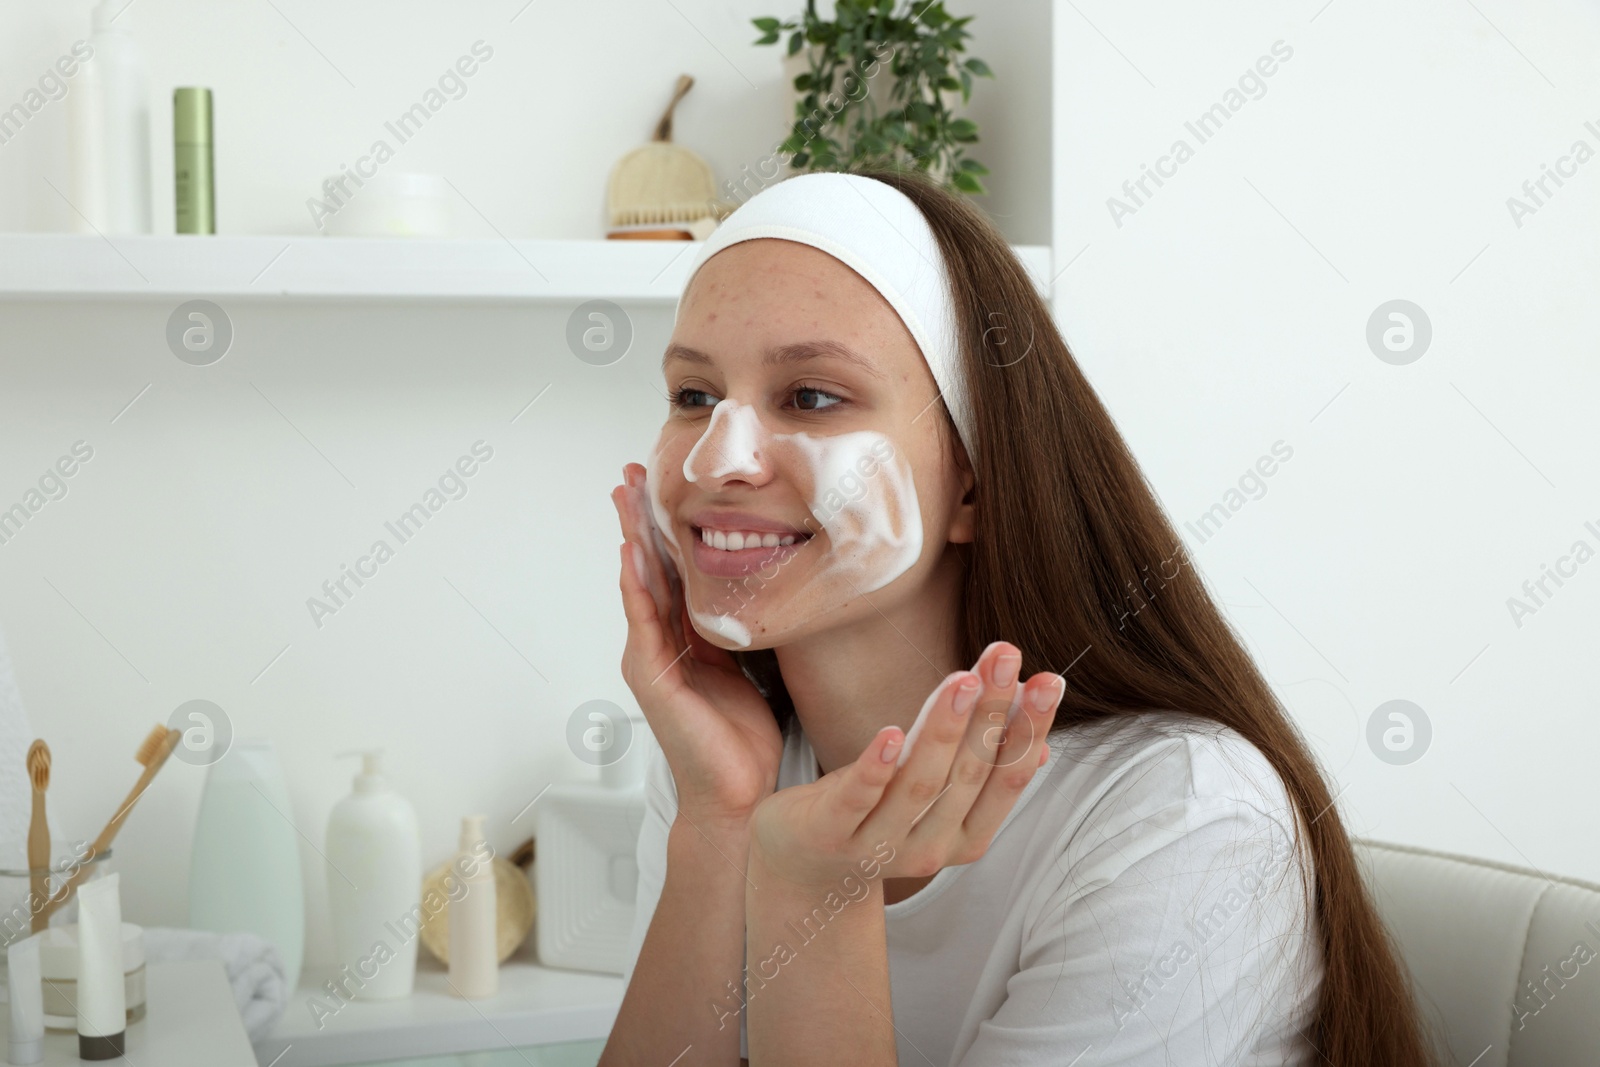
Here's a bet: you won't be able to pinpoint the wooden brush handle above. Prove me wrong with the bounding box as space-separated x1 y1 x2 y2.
28 790 49 933
38 730 180 923
652 75 693 142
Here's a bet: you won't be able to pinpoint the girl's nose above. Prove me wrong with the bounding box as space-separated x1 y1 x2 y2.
683 399 771 487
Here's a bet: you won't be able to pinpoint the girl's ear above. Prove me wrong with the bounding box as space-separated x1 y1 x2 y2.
947 438 976 545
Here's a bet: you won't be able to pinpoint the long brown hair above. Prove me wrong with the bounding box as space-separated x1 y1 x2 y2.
730 163 1437 1065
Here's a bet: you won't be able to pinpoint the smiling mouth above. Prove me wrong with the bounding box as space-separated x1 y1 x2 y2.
688 524 814 578
694 526 811 551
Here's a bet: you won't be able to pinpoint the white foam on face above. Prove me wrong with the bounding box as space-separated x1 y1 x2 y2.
649 398 923 647
785 429 921 596
646 434 754 646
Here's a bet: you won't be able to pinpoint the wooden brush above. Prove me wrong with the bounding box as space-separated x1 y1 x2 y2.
39 725 181 923
605 74 733 239
26 740 50 933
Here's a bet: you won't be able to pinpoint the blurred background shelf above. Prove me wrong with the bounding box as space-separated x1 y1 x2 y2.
253 948 624 1067
0 235 1053 303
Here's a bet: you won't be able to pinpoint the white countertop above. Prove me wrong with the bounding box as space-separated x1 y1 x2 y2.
254 944 624 1067
0 959 256 1067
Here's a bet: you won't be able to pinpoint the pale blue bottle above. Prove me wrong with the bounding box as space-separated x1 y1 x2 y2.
186 739 304 991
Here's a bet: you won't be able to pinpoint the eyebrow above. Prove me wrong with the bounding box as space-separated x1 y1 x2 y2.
661 339 887 381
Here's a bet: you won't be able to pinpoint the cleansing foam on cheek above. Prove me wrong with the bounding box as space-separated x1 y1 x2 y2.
786 430 922 595
643 440 679 554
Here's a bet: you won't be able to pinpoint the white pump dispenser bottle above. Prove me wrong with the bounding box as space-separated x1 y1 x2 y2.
325 749 422 999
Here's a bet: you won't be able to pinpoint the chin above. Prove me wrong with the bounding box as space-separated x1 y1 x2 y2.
682 594 767 650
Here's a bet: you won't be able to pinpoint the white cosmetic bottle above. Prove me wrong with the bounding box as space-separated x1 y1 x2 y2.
536 716 649 974
325 750 422 999
69 0 152 234
447 815 497 999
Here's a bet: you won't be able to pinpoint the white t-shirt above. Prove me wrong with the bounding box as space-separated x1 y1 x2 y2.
622 709 1325 1066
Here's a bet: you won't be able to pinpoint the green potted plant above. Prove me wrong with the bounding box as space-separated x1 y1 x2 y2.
752 0 993 194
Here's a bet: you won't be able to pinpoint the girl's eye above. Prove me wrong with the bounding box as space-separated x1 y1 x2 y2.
662 385 844 415
665 385 710 412
792 387 842 412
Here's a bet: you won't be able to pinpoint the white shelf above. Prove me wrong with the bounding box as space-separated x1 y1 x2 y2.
0 235 1052 303
0 960 256 1067
252 946 624 1067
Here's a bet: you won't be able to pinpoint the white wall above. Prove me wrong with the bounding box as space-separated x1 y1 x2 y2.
1053 0 1600 882
0 0 1051 969
0 296 670 962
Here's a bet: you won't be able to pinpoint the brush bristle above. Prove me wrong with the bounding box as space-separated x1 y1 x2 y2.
26 740 49 791
135 724 168 765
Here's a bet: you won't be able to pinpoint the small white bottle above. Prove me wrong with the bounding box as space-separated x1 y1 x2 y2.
447 814 498 999
325 750 422 999
69 0 152 234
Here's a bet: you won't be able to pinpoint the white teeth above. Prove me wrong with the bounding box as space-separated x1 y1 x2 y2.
696 527 804 551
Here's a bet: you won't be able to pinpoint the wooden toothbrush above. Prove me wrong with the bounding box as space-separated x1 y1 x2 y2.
38 724 181 923
26 740 50 933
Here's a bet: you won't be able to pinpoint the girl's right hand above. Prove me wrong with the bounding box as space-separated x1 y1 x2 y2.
613 462 784 830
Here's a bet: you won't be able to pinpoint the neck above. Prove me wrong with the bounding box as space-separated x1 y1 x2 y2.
774 547 966 775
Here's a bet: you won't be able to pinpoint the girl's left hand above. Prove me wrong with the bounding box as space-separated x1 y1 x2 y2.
748 642 1066 893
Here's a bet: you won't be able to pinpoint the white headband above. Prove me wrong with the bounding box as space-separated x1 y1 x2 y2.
671 171 974 458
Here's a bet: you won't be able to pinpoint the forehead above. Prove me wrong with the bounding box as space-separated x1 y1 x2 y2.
672 239 927 376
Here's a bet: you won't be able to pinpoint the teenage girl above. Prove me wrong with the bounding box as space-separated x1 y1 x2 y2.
601 167 1433 1067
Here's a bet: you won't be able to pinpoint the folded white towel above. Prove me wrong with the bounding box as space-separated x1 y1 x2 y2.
142 927 288 1041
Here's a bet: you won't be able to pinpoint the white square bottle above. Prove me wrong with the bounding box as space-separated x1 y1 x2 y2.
535 714 648 974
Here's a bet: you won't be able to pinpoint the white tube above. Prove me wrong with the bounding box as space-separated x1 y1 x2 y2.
74 874 126 1061
6 935 43 1066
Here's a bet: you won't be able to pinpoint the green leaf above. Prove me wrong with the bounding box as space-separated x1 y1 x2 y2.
957 157 990 174
753 17 781 33
963 57 992 77
792 151 810 168
788 30 804 55
936 75 960 92
951 170 983 193
794 72 814 91
948 117 978 142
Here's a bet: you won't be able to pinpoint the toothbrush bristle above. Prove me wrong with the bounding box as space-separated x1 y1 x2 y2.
135 724 168 766
26 739 50 791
